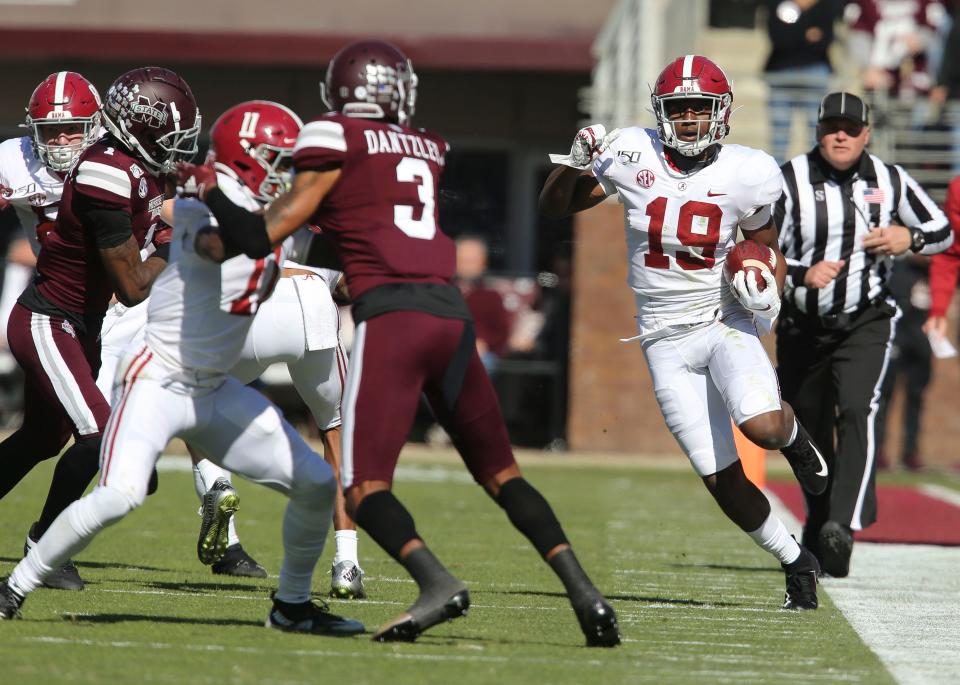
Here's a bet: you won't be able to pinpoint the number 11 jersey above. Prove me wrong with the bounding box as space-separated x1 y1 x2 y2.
292 113 455 299
592 127 782 337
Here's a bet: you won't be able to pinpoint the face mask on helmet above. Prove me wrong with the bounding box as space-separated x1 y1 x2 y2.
23 71 103 173
650 55 733 157
652 92 731 156
101 67 201 175
320 41 418 125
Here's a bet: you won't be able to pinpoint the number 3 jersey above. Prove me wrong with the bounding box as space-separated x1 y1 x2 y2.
291 113 455 299
592 127 782 338
145 173 291 376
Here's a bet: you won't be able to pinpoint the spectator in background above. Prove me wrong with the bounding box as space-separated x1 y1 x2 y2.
845 0 947 100
763 0 843 164
924 174 960 346
929 5 960 172
454 235 511 373
877 256 933 470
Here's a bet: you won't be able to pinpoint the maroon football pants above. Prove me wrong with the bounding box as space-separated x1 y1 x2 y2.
341 310 516 489
0 303 109 499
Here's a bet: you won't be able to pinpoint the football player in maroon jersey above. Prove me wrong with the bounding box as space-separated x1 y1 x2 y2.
0 66 199 590
178 40 620 647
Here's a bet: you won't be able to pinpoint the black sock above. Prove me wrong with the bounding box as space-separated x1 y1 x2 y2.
402 547 460 592
549 548 599 606
34 437 101 537
0 428 65 500
354 490 421 562
496 477 569 557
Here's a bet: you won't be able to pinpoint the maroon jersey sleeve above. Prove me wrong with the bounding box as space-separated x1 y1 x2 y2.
72 145 135 212
293 117 348 171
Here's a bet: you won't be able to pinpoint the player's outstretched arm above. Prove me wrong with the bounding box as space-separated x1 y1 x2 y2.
539 166 605 219
177 163 341 258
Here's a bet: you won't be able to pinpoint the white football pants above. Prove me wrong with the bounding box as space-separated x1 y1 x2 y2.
641 308 781 477
8 345 336 604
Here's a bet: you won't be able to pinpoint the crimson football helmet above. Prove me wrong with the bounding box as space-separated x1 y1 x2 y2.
651 55 733 156
102 67 201 175
208 100 303 203
320 40 417 124
23 71 102 172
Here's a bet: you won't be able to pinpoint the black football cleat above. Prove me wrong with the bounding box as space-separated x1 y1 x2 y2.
818 521 854 578
372 587 470 642
212 544 268 578
24 524 84 591
0 580 24 620
780 424 829 496
575 597 621 647
265 595 364 636
782 544 820 610
197 477 240 565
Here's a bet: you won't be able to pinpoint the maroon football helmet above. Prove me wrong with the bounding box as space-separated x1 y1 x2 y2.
208 100 303 203
23 71 102 172
651 55 733 156
320 40 418 124
102 66 201 175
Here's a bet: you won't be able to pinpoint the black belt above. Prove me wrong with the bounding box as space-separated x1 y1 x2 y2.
792 296 894 331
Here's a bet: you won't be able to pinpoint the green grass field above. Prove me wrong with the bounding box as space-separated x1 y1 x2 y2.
0 452 897 685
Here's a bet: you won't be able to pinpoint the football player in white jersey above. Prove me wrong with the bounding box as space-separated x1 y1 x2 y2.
0 72 102 343
0 160 365 635
189 101 364 596
541 55 830 610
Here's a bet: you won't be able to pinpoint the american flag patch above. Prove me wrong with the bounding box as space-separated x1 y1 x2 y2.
862 187 885 204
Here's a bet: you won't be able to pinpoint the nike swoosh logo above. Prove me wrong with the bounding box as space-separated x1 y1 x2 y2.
812 445 828 477
707 191 726 197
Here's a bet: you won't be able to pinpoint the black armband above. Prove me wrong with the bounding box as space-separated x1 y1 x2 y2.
205 187 272 259
84 206 134 249
151 242 170 262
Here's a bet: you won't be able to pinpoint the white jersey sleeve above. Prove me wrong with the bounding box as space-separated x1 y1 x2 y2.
592 147 619 198
0 136 64 255
733 149 783 218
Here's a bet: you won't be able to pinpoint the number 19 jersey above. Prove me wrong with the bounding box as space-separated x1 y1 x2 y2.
592 127 782 337
292 113 455 299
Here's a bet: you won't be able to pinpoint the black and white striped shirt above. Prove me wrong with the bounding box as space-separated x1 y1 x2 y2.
775 149 952 316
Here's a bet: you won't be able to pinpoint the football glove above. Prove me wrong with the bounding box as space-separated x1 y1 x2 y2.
176 162 218 201
0 185 11 213
549 124 620 170
731 269 781 321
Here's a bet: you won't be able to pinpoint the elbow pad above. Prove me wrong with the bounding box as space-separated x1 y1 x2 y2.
206 187 273 259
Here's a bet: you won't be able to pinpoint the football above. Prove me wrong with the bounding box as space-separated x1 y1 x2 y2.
723 240 776 291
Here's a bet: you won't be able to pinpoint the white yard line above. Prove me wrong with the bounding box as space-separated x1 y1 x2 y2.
767 490 960 685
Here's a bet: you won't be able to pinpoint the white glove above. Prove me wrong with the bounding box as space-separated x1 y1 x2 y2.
549 124 620 170
730 269 781 321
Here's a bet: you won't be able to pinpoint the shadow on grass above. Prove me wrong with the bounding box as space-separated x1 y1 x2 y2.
668 562 782 574
0 556 169 573
486 588 740 608
62 613 263 628
141 580 271 594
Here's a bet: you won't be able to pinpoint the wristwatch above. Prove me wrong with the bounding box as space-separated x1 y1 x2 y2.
910 228 926 253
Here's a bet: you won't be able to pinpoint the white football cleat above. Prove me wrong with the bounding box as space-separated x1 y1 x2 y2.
330 560 366 599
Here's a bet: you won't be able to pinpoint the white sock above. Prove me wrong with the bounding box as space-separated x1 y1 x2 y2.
275 484 335 604
333 529 359 566
193 459 232 501
747 512 801 565
227 515 240 548
9 487 134 597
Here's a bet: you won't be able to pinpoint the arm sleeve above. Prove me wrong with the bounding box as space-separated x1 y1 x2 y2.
293 120 348 172
75 195 133 249
928 178 960 316
893 165 954 254
205 187 272 259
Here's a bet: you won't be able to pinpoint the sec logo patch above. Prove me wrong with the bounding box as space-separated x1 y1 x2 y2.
636 169 655 188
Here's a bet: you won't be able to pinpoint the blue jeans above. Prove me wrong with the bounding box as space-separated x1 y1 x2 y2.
765 64 832 164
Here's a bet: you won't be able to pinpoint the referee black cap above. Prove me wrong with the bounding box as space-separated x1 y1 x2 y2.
818 92 869 125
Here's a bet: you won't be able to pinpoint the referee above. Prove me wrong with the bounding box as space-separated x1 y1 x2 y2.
775 92 953 578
